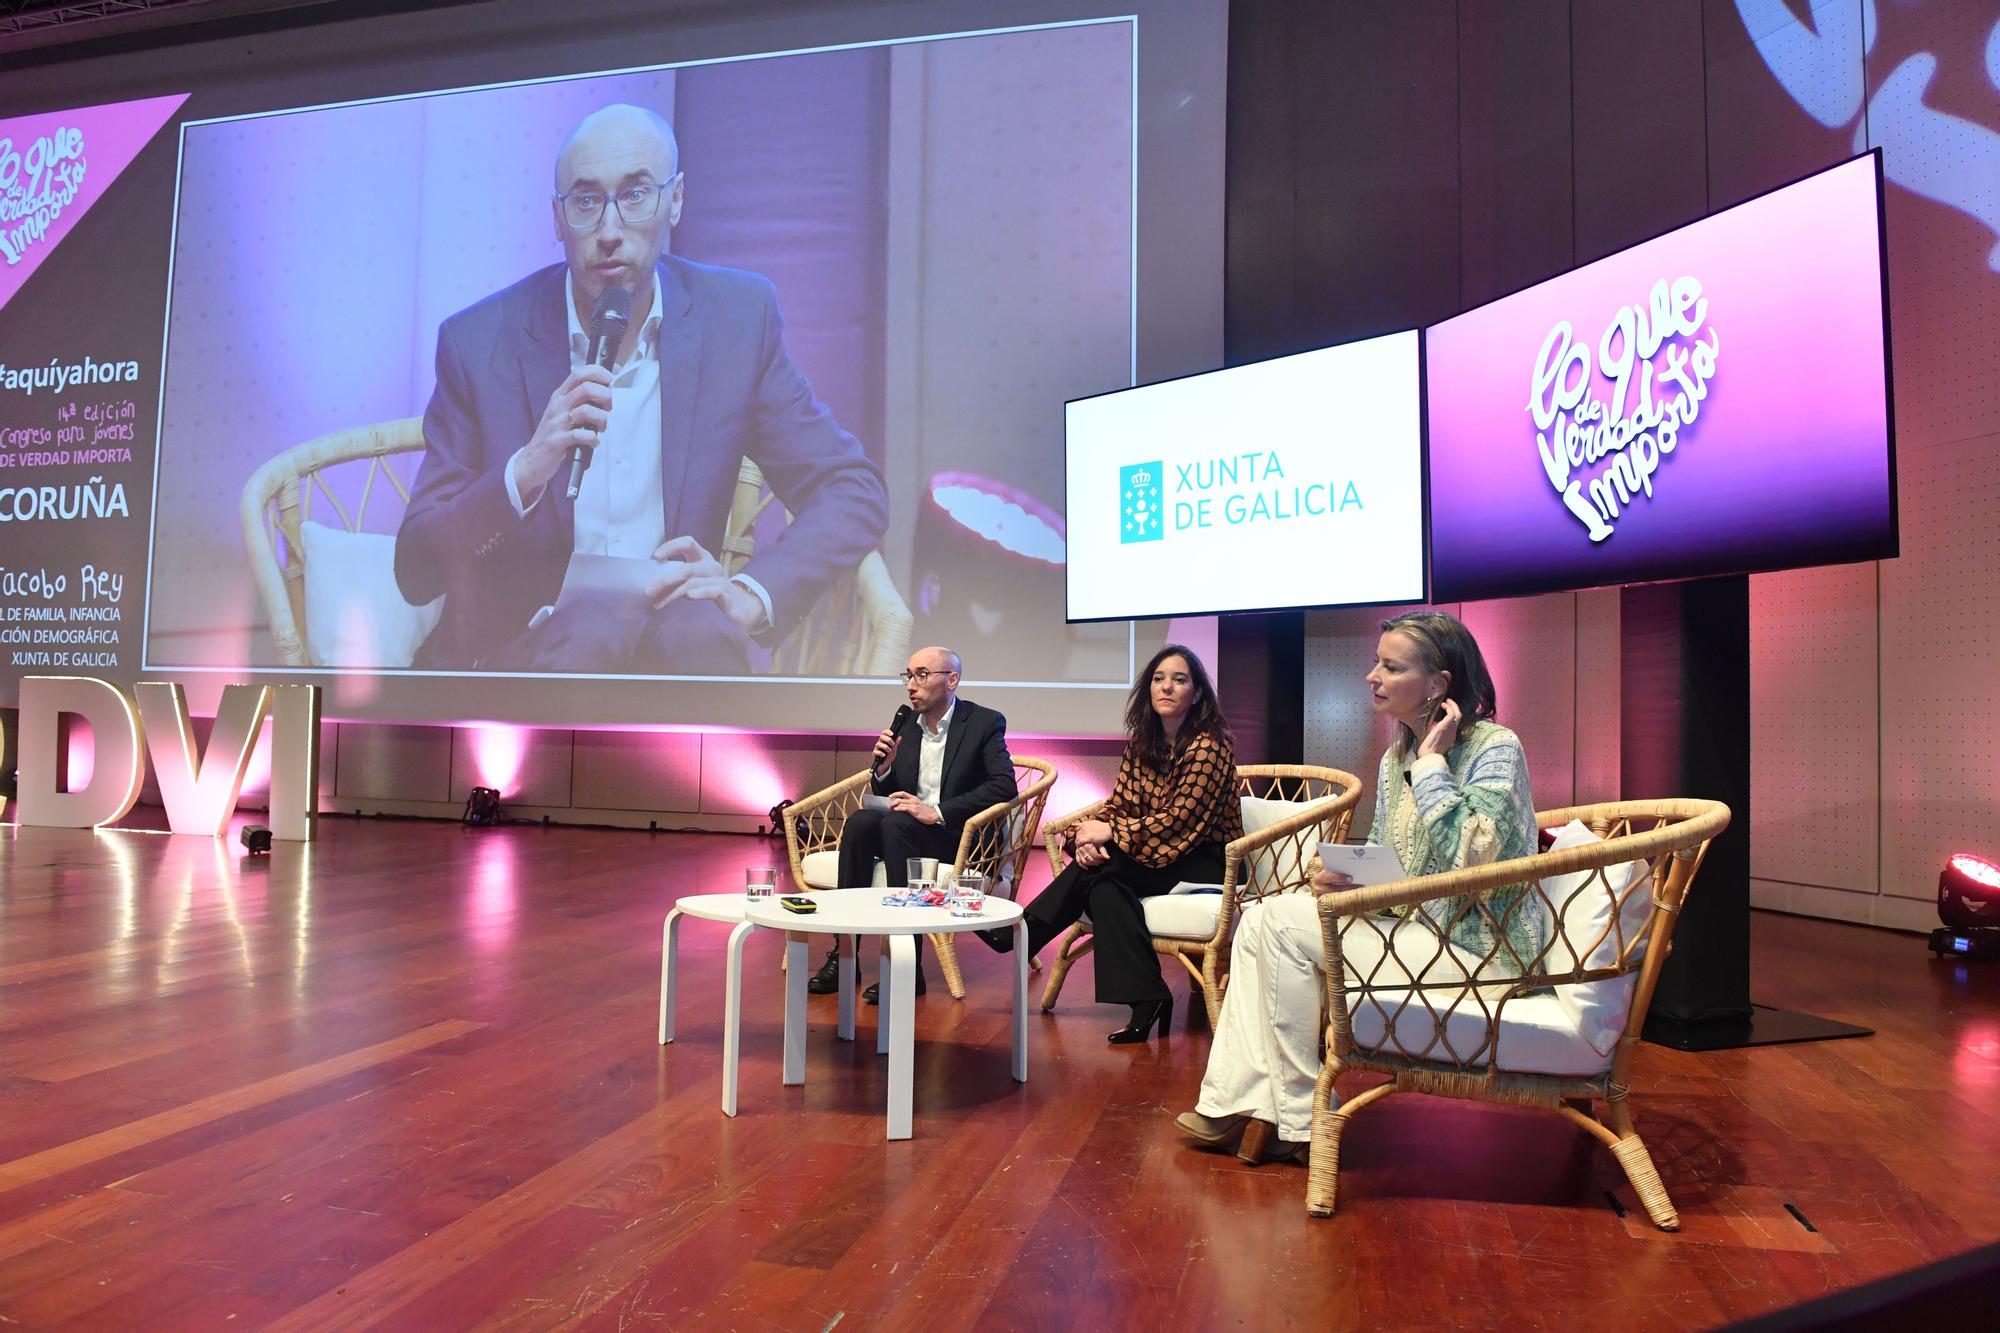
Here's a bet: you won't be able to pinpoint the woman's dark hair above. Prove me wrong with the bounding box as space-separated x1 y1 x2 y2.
1124 643 1229 769
1379 611 1498 751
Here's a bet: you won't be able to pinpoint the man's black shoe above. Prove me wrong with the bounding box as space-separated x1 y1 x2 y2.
863 967 928 1005
805 946 858 995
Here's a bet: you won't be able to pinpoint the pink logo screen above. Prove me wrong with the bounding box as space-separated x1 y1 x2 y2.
1425 152 1895 603
0 94 187 316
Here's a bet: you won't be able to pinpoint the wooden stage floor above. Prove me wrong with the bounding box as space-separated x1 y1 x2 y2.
2 817 1997 1330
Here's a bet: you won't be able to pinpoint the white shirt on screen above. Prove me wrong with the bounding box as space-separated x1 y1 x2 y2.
503 271 772 630
916 701 954 811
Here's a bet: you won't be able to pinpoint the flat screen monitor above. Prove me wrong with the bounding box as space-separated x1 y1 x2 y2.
1425 151 1896 603
1063 329 1425 622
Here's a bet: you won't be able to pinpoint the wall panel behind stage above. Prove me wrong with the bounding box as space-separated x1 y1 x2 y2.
1259 0 2000 931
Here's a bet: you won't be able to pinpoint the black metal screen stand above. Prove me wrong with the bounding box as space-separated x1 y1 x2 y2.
1643 1003 1873 1051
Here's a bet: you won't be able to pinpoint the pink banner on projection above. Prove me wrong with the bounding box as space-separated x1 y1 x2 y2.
0 93 187 316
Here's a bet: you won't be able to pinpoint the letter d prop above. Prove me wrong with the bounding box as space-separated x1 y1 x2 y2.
17 676 146 828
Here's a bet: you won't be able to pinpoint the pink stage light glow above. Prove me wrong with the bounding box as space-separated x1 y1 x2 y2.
467 725 529 795
66 719 95 792
698 733 794 817
240 727 273 799
1953 1020 2000 1093
467 836 519 953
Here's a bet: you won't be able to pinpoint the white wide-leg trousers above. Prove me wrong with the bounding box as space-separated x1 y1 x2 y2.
1195 893 1473 1142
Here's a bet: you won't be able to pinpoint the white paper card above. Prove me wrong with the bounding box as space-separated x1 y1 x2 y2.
553 553 664 616
1316 842 1409 886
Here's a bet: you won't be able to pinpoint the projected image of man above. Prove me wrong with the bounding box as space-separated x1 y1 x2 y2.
808 646 1016 1002
394 104 888 673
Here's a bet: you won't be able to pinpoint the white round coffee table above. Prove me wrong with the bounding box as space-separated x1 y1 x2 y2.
657 892 752 1046
738 887 1028 1140
662 890 857 1122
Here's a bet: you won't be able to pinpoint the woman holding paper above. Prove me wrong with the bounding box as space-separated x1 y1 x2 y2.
1176 611 1541 1160
978 642 1242 1044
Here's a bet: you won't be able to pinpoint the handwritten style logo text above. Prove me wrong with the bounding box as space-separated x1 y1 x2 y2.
1528 277 1720 542
0 126 87 268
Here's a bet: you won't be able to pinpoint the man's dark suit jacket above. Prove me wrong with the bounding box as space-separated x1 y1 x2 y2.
394 254 889 668
873 698 1017 834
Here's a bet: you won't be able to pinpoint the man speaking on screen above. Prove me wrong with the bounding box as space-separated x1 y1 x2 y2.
394 104 888 673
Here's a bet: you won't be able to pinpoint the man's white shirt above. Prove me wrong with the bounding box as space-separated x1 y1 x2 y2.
915 701 954 812
504 271 772 630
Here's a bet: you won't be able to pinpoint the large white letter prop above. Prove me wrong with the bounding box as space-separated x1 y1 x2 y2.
267 684 321 841
137 682 271 837
18 676 146 828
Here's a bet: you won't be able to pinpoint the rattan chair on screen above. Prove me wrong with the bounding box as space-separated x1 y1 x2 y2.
241 418 912 673
1038 764 1364 1029
1305 797 1732 1229
784 757 1059 999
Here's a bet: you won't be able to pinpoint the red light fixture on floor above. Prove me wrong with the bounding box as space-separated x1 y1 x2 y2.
1930 853 2000 961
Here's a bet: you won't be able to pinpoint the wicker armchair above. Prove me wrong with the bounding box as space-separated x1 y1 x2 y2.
1306 797 1732 1229
783 757 1059 999
719 456 912 678
241 419 912 674
240 418 425 668
1038 764 1364 1029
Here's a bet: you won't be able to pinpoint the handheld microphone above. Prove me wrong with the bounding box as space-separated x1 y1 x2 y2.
876 704 913 771
566 285 631 502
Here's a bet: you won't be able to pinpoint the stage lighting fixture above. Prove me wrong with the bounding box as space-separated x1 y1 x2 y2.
239 825 273 854
1929 853 2000 961
462 786 503 828
768 799 794 840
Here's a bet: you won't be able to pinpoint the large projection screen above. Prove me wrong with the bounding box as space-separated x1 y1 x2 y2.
1063 330 1426 621
1425 151 1896 604
0 1 1226 734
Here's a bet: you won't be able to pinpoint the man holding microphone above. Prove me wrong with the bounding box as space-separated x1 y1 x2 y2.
809 645 1016 1001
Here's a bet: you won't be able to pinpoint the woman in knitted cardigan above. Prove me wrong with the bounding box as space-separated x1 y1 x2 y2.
1177 611 1543 1160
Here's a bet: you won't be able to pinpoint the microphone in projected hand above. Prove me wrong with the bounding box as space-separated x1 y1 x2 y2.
566 285 631 502
874 704 913 771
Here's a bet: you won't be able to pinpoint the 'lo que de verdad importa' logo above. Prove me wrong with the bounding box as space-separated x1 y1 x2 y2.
1121 455 1363 545
0 124 87 268
1529 275 1720 543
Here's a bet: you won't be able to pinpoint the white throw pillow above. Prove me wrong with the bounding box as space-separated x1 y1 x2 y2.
299 521 443 668
1238 795 1314 896
1538 819 1650 1058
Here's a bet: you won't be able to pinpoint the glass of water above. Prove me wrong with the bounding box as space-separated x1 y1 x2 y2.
951 871 987 917
745 865 778 901
904 857 936 907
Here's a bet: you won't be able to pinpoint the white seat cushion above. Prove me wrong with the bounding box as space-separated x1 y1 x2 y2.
1349 990 1611 1077
1140 890 1224 941
1538 820 1650 1058
1339 914 1609 1077
798 850 886 891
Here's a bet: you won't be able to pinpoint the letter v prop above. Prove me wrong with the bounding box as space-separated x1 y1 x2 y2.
137 682 270 837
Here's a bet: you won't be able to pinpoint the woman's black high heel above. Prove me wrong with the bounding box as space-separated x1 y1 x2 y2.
1107 999 1171 1044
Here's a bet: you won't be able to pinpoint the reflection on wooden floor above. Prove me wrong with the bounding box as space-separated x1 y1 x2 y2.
1 818 1997 1328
